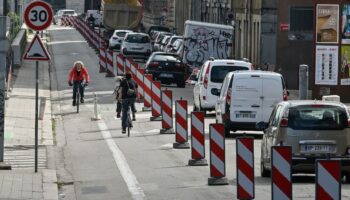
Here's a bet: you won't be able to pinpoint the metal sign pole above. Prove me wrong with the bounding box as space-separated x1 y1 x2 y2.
35 32 39 173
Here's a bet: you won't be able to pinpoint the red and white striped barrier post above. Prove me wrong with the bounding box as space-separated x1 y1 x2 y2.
208 124 228 185
188 111 207 166
271 145 292 200
99 42 107 73
142 74 152 111
236 137 254 199
106 50 115 77
150 81 162 121
116 53 125 75
316 159 341 200
125 58 132 72
160 90 175 134
173 100 189 149
136 69 145 102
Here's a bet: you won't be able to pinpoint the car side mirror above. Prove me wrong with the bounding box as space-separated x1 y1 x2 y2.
211 88 221 96
256 121 268 131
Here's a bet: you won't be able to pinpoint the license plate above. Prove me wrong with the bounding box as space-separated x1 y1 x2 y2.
159 73 173 78
301 145 336 153
235 113 256 118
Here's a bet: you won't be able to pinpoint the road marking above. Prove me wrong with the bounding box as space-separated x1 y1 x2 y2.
97 120 146 200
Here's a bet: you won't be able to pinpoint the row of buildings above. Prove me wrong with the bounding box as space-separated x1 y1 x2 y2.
142 0 313 90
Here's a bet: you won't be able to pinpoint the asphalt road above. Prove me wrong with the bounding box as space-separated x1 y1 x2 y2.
47 25 350 200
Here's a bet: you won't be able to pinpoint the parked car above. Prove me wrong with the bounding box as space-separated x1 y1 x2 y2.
145 52 187 88
170 39 184 56
85 10 102 26
159 35 171 52
193 59 253 114
164 36 182 53
109 30 133 50
214 71 288 136
257 100 350 180
153 32 173 51
147 26 171 36
53 9 78 25
121 33 152 58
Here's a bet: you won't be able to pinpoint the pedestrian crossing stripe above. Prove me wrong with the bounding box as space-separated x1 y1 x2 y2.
23 34 51 61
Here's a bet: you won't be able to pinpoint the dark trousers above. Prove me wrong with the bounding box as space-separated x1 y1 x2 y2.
73 81 84 100
121 98 136 129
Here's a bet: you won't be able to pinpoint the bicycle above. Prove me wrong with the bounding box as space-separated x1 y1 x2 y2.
126 104 132 137
74 81 87 113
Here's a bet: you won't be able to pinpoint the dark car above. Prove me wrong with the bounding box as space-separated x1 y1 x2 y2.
145 52 187 88
147 26 171 36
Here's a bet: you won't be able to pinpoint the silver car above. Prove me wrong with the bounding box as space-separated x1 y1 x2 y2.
121 33 152 58
258 100 350 181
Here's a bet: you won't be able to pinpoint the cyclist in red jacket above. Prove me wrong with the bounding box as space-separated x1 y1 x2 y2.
68 61 90 106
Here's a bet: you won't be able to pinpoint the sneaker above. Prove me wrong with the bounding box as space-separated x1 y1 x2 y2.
117 112 121 118
80 98 84 103
132 114 136 121
122 128 126 134
72 100 76 106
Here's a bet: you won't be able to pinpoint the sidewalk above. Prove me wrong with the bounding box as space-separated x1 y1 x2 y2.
2 33 58 199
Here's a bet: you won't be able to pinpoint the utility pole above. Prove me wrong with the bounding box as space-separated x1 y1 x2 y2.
0 0 11 170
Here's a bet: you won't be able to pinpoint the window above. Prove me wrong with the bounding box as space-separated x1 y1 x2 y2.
290 7 313 31
210 65 250 83
288 105 348 130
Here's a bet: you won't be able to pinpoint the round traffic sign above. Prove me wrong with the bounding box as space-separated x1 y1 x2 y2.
24 1 53 31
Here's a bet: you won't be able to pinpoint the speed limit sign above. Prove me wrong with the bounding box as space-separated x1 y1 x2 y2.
24 1 53 31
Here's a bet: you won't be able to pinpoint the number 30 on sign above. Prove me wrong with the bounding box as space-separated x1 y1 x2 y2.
24 1 53 31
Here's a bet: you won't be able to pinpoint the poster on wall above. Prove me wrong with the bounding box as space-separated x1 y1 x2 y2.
341 46 350 85
342 4 350 44
315 45 338 85
316 4 339 44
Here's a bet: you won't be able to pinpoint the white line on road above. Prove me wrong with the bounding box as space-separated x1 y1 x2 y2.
97 120 146 200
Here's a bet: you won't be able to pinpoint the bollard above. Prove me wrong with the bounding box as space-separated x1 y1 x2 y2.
316 159 341 200
106 50 115 77
142 74 153 111
150 81 162 121
99 42 107 73
116 53 125 75
208 124 228 185
136 69 145 102
271 145 292 200
299 64 309 100
236 137 254 198
91 93 101 120
160 90 175 134
173 100 190 148
188 111 207 166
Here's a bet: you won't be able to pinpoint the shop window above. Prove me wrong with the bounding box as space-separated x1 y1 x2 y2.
289 7 314 41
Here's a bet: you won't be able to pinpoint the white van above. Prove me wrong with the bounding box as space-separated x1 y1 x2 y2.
214 71 288 136
193 59 253 112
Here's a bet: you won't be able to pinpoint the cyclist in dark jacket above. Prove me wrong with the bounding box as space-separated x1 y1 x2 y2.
119 71 138 133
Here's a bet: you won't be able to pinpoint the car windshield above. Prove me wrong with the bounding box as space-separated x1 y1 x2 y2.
153 54 181 62
288 105 348 130
116 32 127 37
63 11 75 15
125 35 150 43
210 65 249 83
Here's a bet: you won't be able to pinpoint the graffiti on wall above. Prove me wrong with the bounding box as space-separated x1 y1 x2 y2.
183 27 232 67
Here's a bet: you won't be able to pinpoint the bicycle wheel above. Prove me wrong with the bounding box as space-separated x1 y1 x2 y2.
76 91 80 113
127 113 131 137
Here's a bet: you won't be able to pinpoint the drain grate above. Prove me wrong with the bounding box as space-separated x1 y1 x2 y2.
81 186 108 194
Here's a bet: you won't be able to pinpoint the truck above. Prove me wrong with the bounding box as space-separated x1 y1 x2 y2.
101 0 142 31
182 20 234 67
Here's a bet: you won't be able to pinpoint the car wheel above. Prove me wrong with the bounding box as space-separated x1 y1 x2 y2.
260 156 270 177
177 80 186 88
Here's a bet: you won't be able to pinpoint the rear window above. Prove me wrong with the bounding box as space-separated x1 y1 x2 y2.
63 11 75 15
288 105 348 130
125 35 150 43
210 65 249 83
153 54 181 62
116 32 127 37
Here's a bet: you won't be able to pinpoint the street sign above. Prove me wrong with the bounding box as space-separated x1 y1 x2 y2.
23 34 50 61
24 1 53 31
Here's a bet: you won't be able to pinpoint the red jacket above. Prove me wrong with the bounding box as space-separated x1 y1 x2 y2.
68 66 90 82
